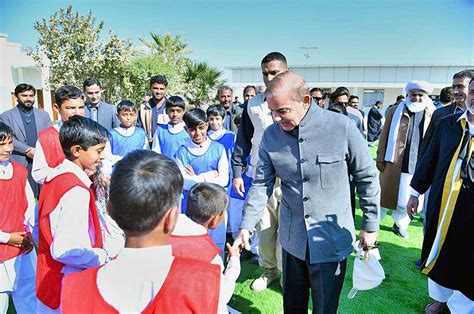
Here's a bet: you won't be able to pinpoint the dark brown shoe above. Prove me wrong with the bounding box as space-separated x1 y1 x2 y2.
425 301 450 314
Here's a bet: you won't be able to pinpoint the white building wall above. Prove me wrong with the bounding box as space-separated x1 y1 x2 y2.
230 64 471 110
0 33 52 116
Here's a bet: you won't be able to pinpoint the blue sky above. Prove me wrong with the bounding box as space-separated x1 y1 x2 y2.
1 0 473 74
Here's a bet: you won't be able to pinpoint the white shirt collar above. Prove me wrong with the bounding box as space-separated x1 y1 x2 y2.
185 136 211 150
208 128 227 141
47 159 92 187
167 121 185 134
116 245 173 263
0 160 12 179
172 214 207 236
114 126 136 136
457 111 474 135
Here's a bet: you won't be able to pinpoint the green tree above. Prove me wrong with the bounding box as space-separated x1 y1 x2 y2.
142 32 191 65
128 54 186 103
183 62 226 108
27 5 134 104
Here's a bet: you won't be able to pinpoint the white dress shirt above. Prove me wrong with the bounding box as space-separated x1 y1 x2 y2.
32 124 60 184
97 245 174 312
176 138 229 190
173 214 241 314
47 159 107 274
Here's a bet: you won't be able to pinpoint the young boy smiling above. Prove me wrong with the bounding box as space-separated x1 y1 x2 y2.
152 96 188 160
175 108 228 255
32 85 86 184
108 100 148 159
36 116 108 312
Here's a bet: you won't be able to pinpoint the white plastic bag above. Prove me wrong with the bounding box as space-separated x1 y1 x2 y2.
348 242 385 299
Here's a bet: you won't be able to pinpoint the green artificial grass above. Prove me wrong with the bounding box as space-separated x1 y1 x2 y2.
228 142 431 313
229 208 430 313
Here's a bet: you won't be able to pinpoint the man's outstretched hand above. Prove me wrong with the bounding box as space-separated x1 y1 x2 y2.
232 229 251 252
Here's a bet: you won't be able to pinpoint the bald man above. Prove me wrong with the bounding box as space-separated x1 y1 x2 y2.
234 72 380 313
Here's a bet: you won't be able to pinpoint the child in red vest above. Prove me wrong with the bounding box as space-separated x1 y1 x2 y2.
36 116 109 313
0 122 36 313
61 150 221 313
170 182 241 314
32 85 86 184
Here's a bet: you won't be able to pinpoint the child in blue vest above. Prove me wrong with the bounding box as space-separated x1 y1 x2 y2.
206 104 235 161
152 96 188 160
175 108 228 256
108 100 148 160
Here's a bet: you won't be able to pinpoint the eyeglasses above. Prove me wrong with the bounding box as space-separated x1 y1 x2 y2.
312 96 323 102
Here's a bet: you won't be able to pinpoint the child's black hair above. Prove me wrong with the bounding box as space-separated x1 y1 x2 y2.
0 122 13 142
183 108 207 129
60 115 110 159
206 104 225 119
109 150 183 233
55 85 85 107
186 182 228 225
117 100 136 113
166 96 186 110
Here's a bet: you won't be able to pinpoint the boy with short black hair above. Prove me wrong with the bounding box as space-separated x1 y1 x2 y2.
61 150 221 313
152 96 188 159
108 100 148 159
175 108 229 254
170 182 241 314
206 104 236 161
32 84 86 184
36 116 109 312
0 122 37 313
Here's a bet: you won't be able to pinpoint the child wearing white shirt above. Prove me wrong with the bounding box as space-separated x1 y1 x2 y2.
170 182 241 314
61 150 221 313
36 116 109 313
0 122 36 314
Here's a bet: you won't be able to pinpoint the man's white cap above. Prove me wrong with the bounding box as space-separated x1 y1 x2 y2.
404 80 433 95
348 242 385 299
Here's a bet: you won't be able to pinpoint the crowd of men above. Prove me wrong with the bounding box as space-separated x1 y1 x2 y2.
0 50 472 313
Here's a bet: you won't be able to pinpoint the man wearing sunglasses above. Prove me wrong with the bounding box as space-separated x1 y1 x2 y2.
309 87 325 108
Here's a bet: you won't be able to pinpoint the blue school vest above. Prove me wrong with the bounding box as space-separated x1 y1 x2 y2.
109 128 147 156
156 124 189 160
175 140 225 213
210 131 235 160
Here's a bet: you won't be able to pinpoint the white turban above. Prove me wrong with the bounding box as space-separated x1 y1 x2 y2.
403 80 433 95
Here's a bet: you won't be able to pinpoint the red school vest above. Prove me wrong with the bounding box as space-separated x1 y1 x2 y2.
38 126 65 168
0 162 28 262
168 234 221 263
36 172 103 310
61 257 221 314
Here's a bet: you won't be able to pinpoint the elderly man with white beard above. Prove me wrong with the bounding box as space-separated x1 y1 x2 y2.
376 81 436 239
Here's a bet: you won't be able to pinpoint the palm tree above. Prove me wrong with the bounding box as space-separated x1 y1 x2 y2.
184 62 225 108
142 32 190 64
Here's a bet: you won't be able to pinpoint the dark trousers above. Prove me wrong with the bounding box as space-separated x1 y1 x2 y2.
282 248 347 314
350 180 356 219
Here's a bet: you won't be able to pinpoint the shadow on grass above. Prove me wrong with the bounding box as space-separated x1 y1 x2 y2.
229 294 262 314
